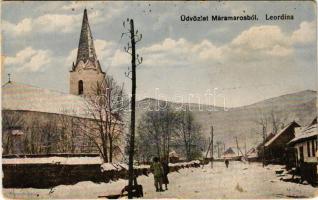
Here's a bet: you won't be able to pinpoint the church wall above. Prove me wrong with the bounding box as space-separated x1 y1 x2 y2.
2 110 100 155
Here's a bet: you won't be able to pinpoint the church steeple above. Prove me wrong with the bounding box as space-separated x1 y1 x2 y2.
69 9 105 96
71 9 103 72
76 9 97 64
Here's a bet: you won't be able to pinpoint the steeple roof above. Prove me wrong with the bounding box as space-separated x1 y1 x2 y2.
76 9 97 64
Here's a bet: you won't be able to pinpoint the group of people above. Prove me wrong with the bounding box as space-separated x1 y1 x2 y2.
150 156 230 192
150 157 169 192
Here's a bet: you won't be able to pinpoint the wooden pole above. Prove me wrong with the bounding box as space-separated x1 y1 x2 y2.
262 126 266 167
128 19 136 199
210 126 213 168
235 136 239 156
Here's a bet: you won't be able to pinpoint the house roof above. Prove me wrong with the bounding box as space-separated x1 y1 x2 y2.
169 150 179 158
256 132 275 149
289 119 317 145
246 147 258 158
222 147 242 158
264 121 300 147
2 81 89 118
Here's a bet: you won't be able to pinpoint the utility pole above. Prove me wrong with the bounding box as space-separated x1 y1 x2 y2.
123 18 143 199
217 142 220 158
244 137 247 156
235 136 244 157
235 136 239 156
202 136 211 169
210 126 213 168
128 19 136 199
262 126 266 167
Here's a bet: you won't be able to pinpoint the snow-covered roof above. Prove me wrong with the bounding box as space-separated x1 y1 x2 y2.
2 82 89 118
246 147 258 158
224 147 236 155
222 147 241 158
264 121 300 147
289 122 317 145
169 150 179 158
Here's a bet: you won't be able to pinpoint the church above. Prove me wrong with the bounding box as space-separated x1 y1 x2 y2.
2 9 122 157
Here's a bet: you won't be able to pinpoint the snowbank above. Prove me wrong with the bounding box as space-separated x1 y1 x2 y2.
2 156 103 165
169 160 200 167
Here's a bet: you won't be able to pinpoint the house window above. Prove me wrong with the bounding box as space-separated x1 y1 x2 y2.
299 146 304 162
312 140 316 157
78 80 84 95
307 141 310 157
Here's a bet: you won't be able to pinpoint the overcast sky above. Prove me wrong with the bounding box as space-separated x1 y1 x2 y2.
2 1 316 107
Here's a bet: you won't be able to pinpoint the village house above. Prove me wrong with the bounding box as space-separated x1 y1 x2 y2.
288 118 317 185
222 147 242 161
169 150 180 163
246 147 258 162
263 121 300 164
256 132 275 159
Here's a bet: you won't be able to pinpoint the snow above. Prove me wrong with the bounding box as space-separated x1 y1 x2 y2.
2 156 103 165
169 160 200 167
264 121 299 147
289 123 317 144
3 157 150 172
2 82 89 118
3 161 316 199
101 163 119 171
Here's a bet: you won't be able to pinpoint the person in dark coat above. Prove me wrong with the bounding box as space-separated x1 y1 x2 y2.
161 158 170 190
225 159 229 168
150 157 163 192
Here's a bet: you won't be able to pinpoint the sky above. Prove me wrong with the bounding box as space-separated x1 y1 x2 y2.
1 1 317 107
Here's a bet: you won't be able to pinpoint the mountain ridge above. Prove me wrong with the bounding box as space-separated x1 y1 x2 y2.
136 90 317 151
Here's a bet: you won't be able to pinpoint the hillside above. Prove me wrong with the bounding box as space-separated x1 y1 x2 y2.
136 90 317 151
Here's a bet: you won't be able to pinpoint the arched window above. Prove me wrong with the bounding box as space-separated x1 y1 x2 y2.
78 80 84 95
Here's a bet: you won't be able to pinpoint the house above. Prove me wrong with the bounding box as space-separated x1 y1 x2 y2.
222 147 242 160
288 118 317 185
246 147 258 162
264 121 300 164
169 150 180 163
256 132 275 158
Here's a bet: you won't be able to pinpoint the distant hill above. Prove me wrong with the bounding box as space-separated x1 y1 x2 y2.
136 90 317 151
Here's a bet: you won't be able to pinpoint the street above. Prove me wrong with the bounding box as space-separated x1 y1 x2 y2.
3 161 317 199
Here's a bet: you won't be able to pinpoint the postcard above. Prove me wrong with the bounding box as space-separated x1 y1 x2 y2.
1 1 317 199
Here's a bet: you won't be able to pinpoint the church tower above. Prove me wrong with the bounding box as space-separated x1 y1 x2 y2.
70 9 105 96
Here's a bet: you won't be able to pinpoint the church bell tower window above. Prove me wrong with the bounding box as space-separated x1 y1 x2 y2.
78 80 84 95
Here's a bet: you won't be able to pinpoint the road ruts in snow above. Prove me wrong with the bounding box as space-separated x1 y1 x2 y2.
2 162 317 199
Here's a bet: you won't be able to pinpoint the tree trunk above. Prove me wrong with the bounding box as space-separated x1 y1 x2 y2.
109 135 113 163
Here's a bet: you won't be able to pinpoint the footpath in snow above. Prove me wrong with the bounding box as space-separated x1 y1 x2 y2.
3 161 317 199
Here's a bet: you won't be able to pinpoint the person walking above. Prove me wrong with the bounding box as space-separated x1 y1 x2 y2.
150 157 164 192
225 159 229 168
161 158 170 190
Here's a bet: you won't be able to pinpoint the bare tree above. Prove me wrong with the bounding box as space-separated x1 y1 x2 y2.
254 108 287 166
57 112 77 153
40 120 59 154
2 111 25 154
137 109 164 160
136 104 179 162
269 109 286 134
254 108 287 136
77 75 128 163
137 106 204 162
176 108 204 161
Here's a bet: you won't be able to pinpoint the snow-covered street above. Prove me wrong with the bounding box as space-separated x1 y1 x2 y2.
3 161 317 199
